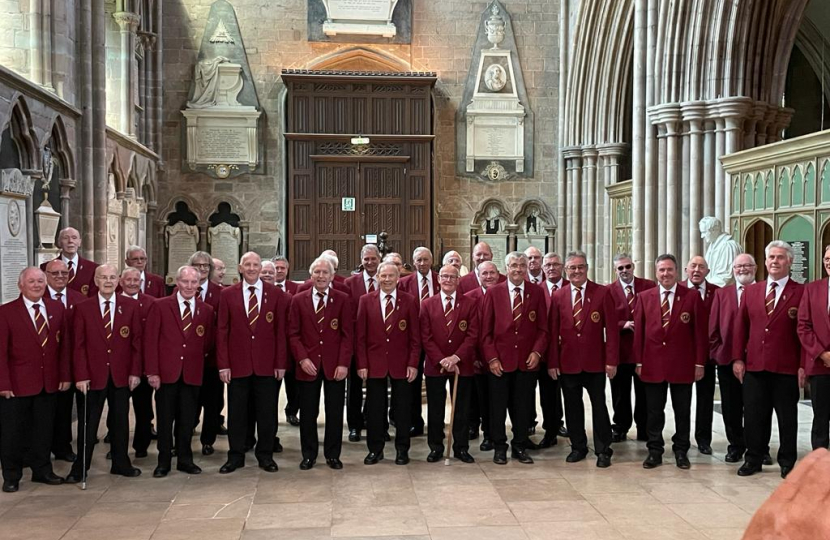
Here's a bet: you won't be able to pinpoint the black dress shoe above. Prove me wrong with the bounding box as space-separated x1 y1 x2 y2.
409 426 424 437
611 431 627 443
64 472 83 484
524 440 541 451
32 472 64 485
480 438 494 451
536 436 555 449
202 444 214 456
737 461 762 477
395 451 410 465
763 453 774 466
468 428 479 440
493 450 507 465
566 450 588 463
53 451 77 463
675 452 691 469
134 450 148 458
725 449 744 463
153 467 169 478
558 425 570 438
274 438 283 453
454 450 475 464
219 461 244 474
299 458 315 470
597 454 612 468
643 454 662 469
427 450 442 463
781 465 793 479
2 479 19 492
697 443 713 455
259 460 279 473
511 449 534 464
177 463 202 475
326 458 343 470
364 451 384 465
349 429 361 442
113 467 141 478
287 413 300 427
383 431 391 442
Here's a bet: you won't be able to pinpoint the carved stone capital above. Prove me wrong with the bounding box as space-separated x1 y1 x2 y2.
113 12 140 33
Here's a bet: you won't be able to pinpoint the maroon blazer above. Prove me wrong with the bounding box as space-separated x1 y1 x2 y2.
419 292 480 377
41 255 99 297
142 271 166 298
540 278 570 309
275 281 299 295
216 281 289 377
0 296 70 396
709 284 741 366
400 270 440 309
355 290 421 379
464 287 488 375
457 271 506 295
688 281 720 364
633 284 708 384
288 288 353 382
797 278 830 377
548 281 620 374
609 277 657 364
144 296 214 385
72 295 142 390
481 281 549 373
733 279 804 375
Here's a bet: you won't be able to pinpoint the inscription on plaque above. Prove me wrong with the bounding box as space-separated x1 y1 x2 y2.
209 223 242 285
326 0 396 19
196 127 249 163
165 222 200 284
790 240 810 284
0 197 29 304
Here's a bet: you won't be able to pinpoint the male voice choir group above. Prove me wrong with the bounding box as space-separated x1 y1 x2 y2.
2 227 830 494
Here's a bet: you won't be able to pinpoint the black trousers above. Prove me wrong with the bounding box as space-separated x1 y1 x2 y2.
561 372 613 456
366 377 412 454
410 354 426 430
346 362 365 431
0 391 56 482
717 364 745 454
694 364 716 446
283 370 300 416
72 379 133 475
155 378 200 468
743 371 799 468
610 363 647 437
644 381 692 455
51 387 80 456
132 377 154 453
488 370 535 452
810 375 830 450
426 374 472 453
228 375 277 466
468 373 491 439
297 375 346 460
538 369 565 436
198 366 224 446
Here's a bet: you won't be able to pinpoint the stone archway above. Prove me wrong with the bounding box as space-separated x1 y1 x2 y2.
743 219 773 282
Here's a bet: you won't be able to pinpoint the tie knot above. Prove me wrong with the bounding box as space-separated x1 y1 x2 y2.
663 290 671 298
277 283 283 289
184 300 190 308
32 303 40 312
694 284 701 290
56 292 63 298
386 294 392 301
514 287 521 294
317 291 325 298
576 286 582 291
422 276 428 284
625 285 632 292
770 282 778 289
739 285 744 291
67 261 73 268
249 286 256 293
104 300 110 306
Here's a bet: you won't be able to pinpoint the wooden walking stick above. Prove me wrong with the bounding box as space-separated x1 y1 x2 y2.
444 370 460 466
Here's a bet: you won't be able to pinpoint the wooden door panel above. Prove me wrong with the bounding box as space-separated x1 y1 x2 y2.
315 162 359 272
362 163 405 253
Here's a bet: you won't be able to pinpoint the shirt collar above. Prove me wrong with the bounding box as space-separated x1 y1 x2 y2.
767 276 789 289
363 270 376 283
382 288 397 301
570 281 586 292
98 293 115 307
176 292 193 306
244 279 263 292
659 283 678 296
509 281 525 295
687 279 704 290
48 285 63 298
22 295 43 311
442 290 457 303
62 253 79 267
619 278 634 291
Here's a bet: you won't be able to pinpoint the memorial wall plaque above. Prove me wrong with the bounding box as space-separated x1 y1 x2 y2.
0 197 29 304
479 233 508 273
106 215 122 268
208 222 241 285
165 222 200 284
790 240 810 284
308 0 412 43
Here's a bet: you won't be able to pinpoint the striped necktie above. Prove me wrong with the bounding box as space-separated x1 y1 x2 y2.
444 295 454 333
661 291 671 328
103 300 112 341
67 261 76 284
420 276 429 302
625 285 635 313
247 286 259 329
182 300 192 334
384 294 394 333
33 303 48 348
512 287 523 328
316 291 326 331
765 282 777 317
573 286 584 328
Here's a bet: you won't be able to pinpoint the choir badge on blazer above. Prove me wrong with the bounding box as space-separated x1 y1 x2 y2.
81 285 89 295
196 324 205 336
788 307 798 319
528 311 536 322
590 311 601 323
459 320 468 332
265 311 274 323
330 318 338 330
399 320 407 331
120 326 130 338
680 312 691 324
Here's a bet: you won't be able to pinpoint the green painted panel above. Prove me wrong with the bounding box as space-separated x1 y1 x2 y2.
744 175 754 211
732 179 741 214
793 167 804 206
779 215 813 283
821 161 830 203
805 163 816 205
754 174 764 210
765 172 774 209
779 168 791 207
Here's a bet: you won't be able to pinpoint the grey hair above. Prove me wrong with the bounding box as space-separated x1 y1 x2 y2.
360 244 381 259
478 260 498 272
655 253 678 267
261 260 276 271
504 251 528 266
309 257 335 276
176 265 200 280
543 252 562 261
271 254 288 265
121 267 141 278
125 245 146 258
319 253 339 269
189 251 214 274
765 240 794 262
383 252 403 264
238 251 262 266
443 250 462 264
613 253 632 265
565 250 588 266
412 246 432 260
378 261 400 276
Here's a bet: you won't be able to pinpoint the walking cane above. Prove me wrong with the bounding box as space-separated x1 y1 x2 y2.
81 386 88 490
444 370 460 466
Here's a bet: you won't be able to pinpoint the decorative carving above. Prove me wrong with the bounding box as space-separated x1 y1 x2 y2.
0 169 35 197
483 161 508 181
187 57 238 109
484 64 507 92
313 83 348 92
485 4 506 49
316 142 403 156
373 84 404 93
210 20 235 44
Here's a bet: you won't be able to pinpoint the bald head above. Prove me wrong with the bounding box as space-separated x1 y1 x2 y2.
472 242 494 268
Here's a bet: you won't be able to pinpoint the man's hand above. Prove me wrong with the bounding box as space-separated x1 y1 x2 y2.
0 390 14 399
820 351 830 368
440 355 459 374
489 359 503 377
694 366 705 382
623 321 635 331
526 352 541 370
59 382 71 392
299 359 317 377
76 380 90 394
798 367 806 389
333 366 349 381
358 368 368 381
548 367 559 380
406 367 418 382
128 376 140 391
148 375 161 390
275 369 286 381
219 369 231 384
606 365 617 380
733 360 746 383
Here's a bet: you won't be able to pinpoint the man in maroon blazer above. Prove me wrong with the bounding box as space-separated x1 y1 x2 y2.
45 259 86 463
345 244 382 442
733 241 805 478
40 227 98 297
421 264 480 464
0 267 71 492
710 254 758 463
458 242 507 295
145 265 214 477
548 251 619 467
608 253 655 443
125 245 165 298
65 264 142 483
217 252 288 474
798 245 830 451
684 255 721 455
272 255 300 427
634 254 706 470
525 246 544 285
289 257 353 470
211 258 227 286
481 251 548 465
465 260 500 452
356 261 421 465
120 267 157 458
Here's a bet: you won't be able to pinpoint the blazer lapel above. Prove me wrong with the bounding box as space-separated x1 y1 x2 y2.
17 299 41 343
768 281 795 324
170 299 187 337
665 291 684 333
445 296 458 336
95 299 110 342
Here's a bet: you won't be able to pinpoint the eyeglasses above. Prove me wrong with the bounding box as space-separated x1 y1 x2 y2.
438 274 458 280
566 265 588 271
192 263 211 269
733 264 756 270
616 264 632 271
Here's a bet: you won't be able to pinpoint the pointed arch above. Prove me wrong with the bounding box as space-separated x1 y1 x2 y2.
305 47 413 73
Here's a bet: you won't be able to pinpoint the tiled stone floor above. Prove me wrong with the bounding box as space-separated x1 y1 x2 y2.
0 395 816 540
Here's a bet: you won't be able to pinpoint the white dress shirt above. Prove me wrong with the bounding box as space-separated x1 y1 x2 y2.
417 272 434 300
619 279 635 295
547 278 564 295
737 281 754 305
197 281 208 302
570 282 586 306
528 272 543 285
364 271 377 293
442 291 457 311
687 279 706 300
139 270 147 293
312 287 330 308
766 276 789 308
658 283 678 312
62 253 79 270
23 296 48 328
379 288 397 313
48 286 68 307
177 292 195 318
242 279 263 309
99 293 115 327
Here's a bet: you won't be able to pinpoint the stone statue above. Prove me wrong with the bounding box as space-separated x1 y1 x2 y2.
41 145 55 198
485 205 505 234
187 56 231 109
699 216 743 287
525 208 539 234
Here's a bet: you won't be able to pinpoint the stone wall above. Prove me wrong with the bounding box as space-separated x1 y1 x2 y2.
161 0 560 265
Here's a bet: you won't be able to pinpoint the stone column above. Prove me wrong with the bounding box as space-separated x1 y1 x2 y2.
505 224 519 253
643 0 658 279
29 0 43 86
92 0 108 262
714 117 725 225
702 119 715 217
198 221 209 252
655 122 667 255
664 116 681 256
240 220 250 253
59 177 75 228
80 0 93 250
42 0 53 90
583 147 598 273
632 0 647 273
597 144 626 279
156 219 167 279
145 200 157 270
557 0 569 257
113 11 140 138
685 111 705 257
562 148 582 250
